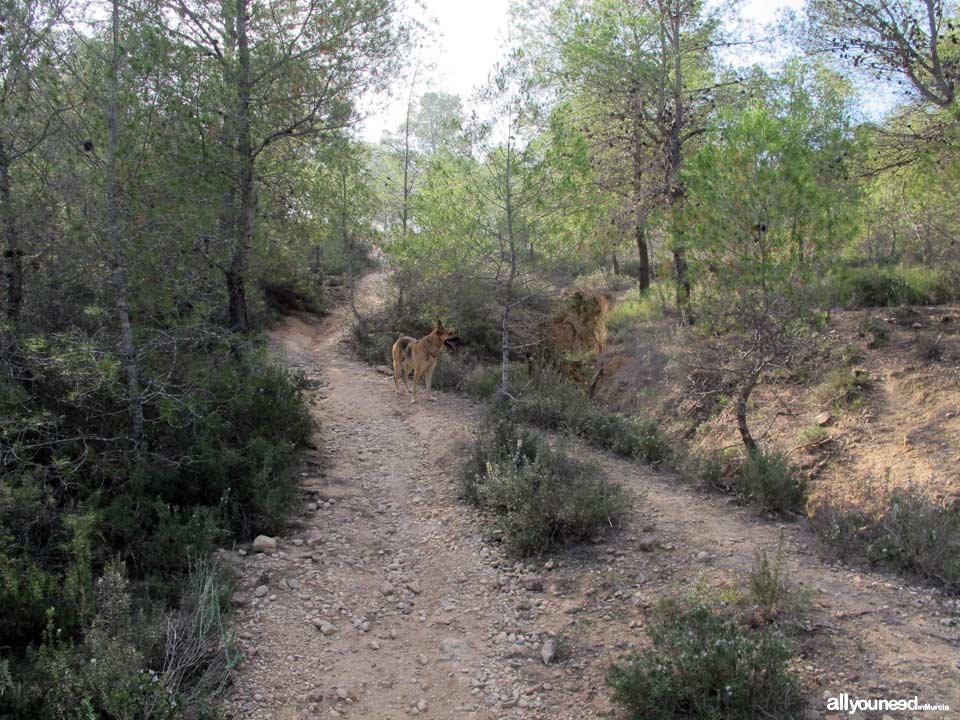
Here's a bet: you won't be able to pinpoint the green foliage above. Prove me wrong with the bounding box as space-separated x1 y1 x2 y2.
739 451 806 516
511 368 672 465
459 407 545 507
25 558 236 720
749 542 787 615
606 284 673 340
815 367 870 412
798 425 829 447
460 410 625 556
812 481 960 589
1 334 311 716
829 264 958 308
607 590 807 720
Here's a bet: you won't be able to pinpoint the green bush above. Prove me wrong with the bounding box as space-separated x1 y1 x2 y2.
460 410 625 556
0 329 311 718
812 481 960 589
815 367 870 412
511 369 673 466
739 451 806 515
459 408 543 506
608 591 807 720
30 558 236 720
830 264 958 308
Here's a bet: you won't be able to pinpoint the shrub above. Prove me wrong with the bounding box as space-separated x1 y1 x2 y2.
830 264 958 308
460 410 626 556
858 317 889 347
29 558 235 720
512 369 673 466
815 367 870 412
608 591 807 720
464 364 502 400
0 330 311 716
686 450 728 491
744 534 808 626
811 479 960 589
458 409 543 507
798 425 828 447
739 450 806 516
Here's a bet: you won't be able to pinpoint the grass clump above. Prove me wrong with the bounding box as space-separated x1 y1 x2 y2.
859 317 890 348
608 589 807 720
812 478 960 590
606 284 673 339
459 410 626 556
798 425 829 447
739 450 807 516
815 367 870 412
744 534 809 627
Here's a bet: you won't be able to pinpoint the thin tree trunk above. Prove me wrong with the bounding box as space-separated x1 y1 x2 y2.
736 372 759 457
611 250 620 275
634 212 650 291
0 143 23 321
631 120 651 291
499 140 516 397
229 0 254 333
107 0 144 442
341 171 364 331
500 300 511 394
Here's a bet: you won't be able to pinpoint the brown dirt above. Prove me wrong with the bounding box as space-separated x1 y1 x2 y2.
222 290 960 720
595 305 960 508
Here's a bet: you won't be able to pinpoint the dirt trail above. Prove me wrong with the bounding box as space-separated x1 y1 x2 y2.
223 293 959 720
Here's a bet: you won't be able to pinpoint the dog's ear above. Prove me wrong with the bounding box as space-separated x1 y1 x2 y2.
436 319 444 332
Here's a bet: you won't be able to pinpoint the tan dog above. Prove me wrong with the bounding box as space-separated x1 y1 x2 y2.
392 320 456 403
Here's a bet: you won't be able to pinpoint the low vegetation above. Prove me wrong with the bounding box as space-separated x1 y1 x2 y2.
829 264 959 309
739 451 807 516
815 367 871 413
811 479 960 590
510 368 672 466
608 588 807 720
1 335 313 716
744 535 810 627
459 409 626 556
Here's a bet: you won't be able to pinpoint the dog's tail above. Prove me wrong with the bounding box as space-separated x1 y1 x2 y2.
391 336 416 391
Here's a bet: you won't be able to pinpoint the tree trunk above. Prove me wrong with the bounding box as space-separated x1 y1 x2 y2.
792 216 802 264
634 214 650 291
736 372 759 457
499 139 517 398
107 0 144 442
630 118 651 292
611 251 620 275
500 300 511 394
0 143 23 321
673 244 690 311
229 0 254 333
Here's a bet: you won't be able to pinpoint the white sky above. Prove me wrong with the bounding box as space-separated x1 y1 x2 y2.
357 0 880 143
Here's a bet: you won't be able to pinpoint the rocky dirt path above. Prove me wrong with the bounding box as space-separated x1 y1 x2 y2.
222 304 959 720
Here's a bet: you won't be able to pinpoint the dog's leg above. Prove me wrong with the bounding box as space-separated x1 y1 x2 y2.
401 364 412 395
426 366 435 401
411 366 421 403
393 357 400 395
